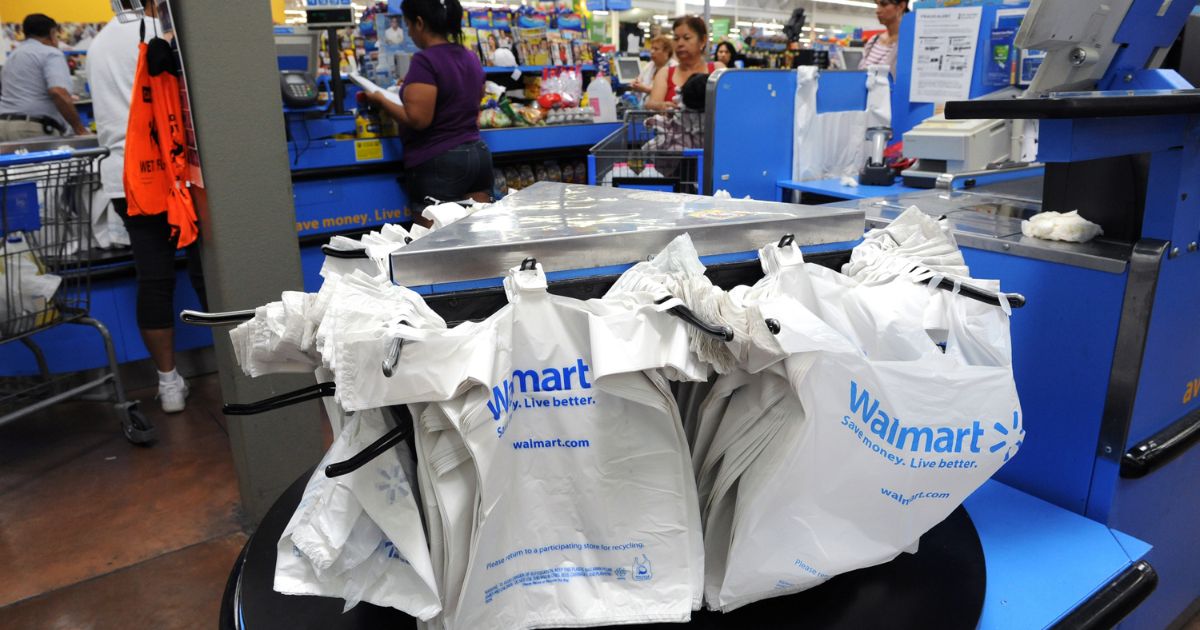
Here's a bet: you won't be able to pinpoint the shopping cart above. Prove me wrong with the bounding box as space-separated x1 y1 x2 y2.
0 147 156 444
588 109 705 194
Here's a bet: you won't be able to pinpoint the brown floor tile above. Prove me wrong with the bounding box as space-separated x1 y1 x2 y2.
0 532 247 630
0 373 242 607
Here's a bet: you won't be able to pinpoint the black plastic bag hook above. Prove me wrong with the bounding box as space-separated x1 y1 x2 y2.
222 382 336 416
325 407 414 478
922 276 1027 309
655 296 735 342
321 244 369 259
778 233 795 248
179 308 256 327
520 257 538 271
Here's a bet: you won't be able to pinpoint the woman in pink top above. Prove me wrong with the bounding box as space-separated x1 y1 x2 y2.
860 0 909 77
647 16 725 111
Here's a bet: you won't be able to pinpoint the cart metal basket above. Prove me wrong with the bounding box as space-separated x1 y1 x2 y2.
0 146 155 444
588 109 705 194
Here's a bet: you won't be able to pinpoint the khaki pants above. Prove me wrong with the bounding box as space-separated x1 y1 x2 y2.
0 119 63 142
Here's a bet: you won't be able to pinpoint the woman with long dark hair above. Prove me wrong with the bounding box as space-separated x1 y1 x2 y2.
367 0 494 213
714 41 739 68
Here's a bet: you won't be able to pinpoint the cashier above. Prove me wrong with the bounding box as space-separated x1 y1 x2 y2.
367 0 494 212
860 0 909 76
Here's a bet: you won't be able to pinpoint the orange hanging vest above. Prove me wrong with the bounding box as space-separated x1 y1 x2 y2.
123 36 197 249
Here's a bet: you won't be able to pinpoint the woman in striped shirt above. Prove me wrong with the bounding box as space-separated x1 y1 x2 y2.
860 0 909 77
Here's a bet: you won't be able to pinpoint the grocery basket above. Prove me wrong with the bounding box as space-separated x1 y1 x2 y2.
0 147 156 444
588 109 705 194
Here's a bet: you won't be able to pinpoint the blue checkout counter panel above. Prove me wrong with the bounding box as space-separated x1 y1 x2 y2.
287 117 620 238
967 480 1151 628
778 177 926 202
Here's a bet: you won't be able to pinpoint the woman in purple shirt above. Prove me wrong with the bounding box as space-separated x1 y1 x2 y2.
367 0 493 213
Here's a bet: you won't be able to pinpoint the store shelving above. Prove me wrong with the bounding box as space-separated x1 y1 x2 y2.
481 122 619 153
483 64 596 74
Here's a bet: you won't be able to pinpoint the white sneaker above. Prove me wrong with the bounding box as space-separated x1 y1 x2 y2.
157 377 189 413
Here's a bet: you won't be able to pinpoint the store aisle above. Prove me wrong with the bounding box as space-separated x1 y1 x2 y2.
0 373 245 629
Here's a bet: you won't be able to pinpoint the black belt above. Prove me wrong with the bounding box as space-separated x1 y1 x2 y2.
0 113 66 134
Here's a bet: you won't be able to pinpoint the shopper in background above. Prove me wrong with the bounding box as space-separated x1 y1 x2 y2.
714 41 740 68
861 0 909 76
89 2 206 413
368 0 493 214
629 35 675 97
647 16 725 111
0 14 89 141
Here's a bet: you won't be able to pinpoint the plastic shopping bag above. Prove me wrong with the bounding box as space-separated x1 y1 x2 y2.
274 408 441 619
272 405 441 614
0 236 62 336
713 263 1022 611
332 263 706 630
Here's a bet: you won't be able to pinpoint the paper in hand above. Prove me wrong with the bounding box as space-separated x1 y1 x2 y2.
349 72 402 106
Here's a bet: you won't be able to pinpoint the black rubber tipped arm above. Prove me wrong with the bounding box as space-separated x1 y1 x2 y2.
320 244 370 259
179 308 257 326
222 382 336 416
654 296 735 342
921 276 1026 309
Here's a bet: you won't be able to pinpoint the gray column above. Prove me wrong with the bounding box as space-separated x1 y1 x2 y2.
169 0 324 526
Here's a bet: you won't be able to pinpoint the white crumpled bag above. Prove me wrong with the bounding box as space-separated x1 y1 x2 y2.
712 253 1022 611
420 202 471 229
1021 210 1103 243
0 237 62 336
333 262 706 630
275 408 441 619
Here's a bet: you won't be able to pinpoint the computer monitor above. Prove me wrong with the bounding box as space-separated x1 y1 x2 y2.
613 57 644 84
275 32 319 73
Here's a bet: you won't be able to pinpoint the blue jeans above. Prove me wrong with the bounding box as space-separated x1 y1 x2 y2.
405 140 494 213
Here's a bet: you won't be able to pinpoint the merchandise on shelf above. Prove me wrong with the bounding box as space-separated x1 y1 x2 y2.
497 159 588 196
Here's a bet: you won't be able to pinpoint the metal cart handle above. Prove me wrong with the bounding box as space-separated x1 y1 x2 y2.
179 309 256 326
0 146 110 167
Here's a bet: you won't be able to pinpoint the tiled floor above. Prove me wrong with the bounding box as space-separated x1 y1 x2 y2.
0 373 245 629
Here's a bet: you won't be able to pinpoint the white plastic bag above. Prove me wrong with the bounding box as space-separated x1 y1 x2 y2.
792 66 891 182
0 236 62 336
333 263 706 630
713 263 1022 610
274 408 442 619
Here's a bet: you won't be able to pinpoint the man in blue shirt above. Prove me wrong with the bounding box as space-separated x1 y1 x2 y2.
0 14 89 141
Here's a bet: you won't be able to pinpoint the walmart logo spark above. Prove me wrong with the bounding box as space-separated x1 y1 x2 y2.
988 411 1024 462
375 464 411 505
